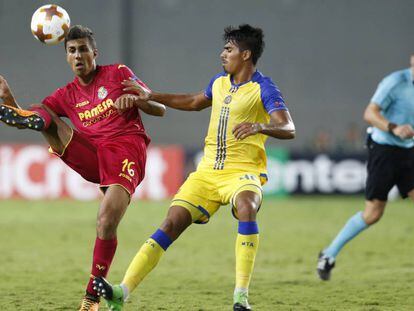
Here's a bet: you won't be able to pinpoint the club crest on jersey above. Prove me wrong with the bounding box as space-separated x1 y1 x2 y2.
224 95 232 104
97 86 108 99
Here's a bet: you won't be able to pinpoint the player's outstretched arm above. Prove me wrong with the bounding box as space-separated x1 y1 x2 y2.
114 94 165 117
122 79 211 111
0 76 20 109
141 100 166 117
149 91 211 111
233 110 296 140
364 102 414 139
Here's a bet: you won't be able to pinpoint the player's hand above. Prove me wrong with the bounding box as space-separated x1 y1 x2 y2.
114 94 139 113
122 78 152 101
232 122 263 140
393 124 414 139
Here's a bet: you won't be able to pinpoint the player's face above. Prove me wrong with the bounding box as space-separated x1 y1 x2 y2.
66 38 97 79
220 41 245 74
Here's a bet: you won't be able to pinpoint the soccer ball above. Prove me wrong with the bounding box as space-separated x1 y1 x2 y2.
30 4 70 45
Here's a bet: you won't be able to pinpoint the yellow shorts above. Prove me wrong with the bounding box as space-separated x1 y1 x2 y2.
171 169 267 224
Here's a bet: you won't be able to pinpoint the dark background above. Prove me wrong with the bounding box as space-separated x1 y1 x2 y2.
1 0 413 151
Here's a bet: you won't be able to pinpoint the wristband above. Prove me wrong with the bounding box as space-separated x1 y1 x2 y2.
387 122 397 135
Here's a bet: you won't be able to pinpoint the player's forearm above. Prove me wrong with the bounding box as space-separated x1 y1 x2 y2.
136 100 166 117
149 92 200 111
363 103 389 132
259 122 296 139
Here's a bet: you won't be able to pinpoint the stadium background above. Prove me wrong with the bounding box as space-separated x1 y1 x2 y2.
1 1 414 310
1 0 412 200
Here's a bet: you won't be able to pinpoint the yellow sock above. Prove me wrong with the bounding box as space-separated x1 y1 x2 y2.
122 238 165 292
235 233 259 289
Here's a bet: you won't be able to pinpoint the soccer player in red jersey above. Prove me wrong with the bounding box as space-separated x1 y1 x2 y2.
0 25 165 311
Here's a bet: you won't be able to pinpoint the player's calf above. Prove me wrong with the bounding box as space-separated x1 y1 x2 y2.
0 104 45 131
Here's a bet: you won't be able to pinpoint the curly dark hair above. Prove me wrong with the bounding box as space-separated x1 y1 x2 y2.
223 24 265 65
64 25 97 50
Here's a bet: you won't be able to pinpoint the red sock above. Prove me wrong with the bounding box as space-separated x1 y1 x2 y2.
86 237 118 296
30 106 52 129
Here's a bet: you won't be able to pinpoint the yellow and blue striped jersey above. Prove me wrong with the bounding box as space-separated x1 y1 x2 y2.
197 70 287 178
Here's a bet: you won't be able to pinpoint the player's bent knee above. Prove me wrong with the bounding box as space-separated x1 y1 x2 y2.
364 211 383 225
363 209 384 225
236 201 258 221
235 191 261 221
363 200 386 225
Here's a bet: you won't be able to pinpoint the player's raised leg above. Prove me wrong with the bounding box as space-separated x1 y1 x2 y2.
0 101 73 157
0 76 74 154
94 205 192 310
317 200 385 280
233 190 261 311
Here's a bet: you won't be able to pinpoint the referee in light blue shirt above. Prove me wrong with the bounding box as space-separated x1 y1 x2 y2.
317 56 414 281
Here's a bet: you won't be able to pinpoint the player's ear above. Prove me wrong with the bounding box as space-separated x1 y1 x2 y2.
93 49 98 59
242 50 251 62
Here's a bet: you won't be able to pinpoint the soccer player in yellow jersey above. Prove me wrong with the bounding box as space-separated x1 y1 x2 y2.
94 24 295 311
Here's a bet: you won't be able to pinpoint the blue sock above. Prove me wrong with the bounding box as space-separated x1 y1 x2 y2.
150 229 173 251
238 221 259 235
324 211 368 259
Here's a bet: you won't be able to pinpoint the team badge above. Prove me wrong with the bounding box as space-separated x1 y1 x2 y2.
97 86 108 99
224 95 232 104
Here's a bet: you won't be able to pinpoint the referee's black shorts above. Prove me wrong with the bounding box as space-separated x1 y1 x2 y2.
366 139 414 201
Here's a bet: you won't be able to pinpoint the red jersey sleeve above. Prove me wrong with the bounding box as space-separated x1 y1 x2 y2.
117 64 151 93
41 88 67 117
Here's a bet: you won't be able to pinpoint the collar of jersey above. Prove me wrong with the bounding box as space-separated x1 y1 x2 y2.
229 70 260 87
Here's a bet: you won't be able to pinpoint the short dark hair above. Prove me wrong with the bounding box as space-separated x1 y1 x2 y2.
223 24 264 65
64 25 97 50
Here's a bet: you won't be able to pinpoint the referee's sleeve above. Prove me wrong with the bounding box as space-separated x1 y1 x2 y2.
370 75 398 110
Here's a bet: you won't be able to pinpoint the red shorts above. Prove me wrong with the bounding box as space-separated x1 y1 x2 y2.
50 130 147 196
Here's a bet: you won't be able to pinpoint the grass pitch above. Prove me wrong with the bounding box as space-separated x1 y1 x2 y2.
1 196 414 310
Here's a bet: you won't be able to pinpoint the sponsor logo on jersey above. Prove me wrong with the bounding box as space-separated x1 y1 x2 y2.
97 86 108 99
78 98 114 121
75 100 90 108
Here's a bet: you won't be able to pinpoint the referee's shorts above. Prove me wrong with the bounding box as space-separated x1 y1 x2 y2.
366 138 414 201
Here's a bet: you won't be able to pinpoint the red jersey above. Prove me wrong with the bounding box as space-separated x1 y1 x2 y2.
42 64 150 145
